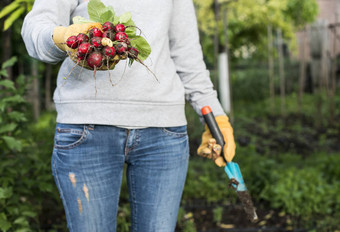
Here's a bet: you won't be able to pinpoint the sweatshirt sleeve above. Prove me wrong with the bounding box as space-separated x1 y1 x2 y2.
169 0 226 119
21 0 78 63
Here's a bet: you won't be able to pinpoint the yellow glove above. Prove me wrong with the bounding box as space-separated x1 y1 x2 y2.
52 22 102 52
197 115 236 167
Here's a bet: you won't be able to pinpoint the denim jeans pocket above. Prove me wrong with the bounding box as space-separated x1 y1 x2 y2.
162 125 187 137
54 124 89 150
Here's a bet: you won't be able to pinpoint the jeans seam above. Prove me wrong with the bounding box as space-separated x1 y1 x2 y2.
53 154 74 231
124 129 130 157
161 126 187 137
129 170 137 232
125 130 141 157
54 125 89 150
129 130 140 152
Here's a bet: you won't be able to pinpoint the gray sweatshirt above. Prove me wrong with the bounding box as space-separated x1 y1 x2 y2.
21 0 225 127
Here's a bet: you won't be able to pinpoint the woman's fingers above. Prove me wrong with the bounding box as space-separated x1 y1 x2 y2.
198 138 222 160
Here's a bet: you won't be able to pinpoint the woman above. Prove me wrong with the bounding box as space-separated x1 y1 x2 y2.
21 0 236 231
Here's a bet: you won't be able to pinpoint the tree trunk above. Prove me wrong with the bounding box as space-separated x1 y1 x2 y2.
44 64 53 110
310 20 327 128
298 28 307 111
1 25 12 80
329 13 338 124
277 28 286 116
31 60 40 120
320 22 330 94
316 24 326 129
1 0 13 80
268 25 275 112
213 0 220 88
222 7 233 122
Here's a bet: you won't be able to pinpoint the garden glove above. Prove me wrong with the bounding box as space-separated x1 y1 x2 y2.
197 115 236 167
52 22 102 52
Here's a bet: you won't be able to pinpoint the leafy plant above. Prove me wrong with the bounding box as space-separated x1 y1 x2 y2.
116 203 131 232
212 206 223 225
0 57 36 231
176 207 197 232
0 58 65 232
0 0 34 31
260 165 340 230
0 57 26 152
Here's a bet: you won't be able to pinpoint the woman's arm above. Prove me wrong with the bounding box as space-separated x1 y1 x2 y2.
21 0 78 63
169 0 225 118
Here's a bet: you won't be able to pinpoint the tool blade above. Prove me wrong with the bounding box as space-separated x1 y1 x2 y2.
237 190 258 222
225 162 258 222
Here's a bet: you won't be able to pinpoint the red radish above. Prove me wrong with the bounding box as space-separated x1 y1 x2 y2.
87 52 103 68
115 32 128 42
114 24 125 32
128 47 139 58
89 27 103 38
66 35 78 49
102 30 115 41
86 51 104 96
103 46 116 58
78 42 92 55
76 33 89 44
90 37 103 49
102 22 114 31
116 42 127 54
76 50 86 60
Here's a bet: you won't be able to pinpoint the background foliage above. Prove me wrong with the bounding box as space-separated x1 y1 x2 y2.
194 0 318 64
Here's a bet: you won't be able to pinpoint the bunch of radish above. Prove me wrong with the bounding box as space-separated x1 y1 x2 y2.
66 22 141 72
62 0 156 85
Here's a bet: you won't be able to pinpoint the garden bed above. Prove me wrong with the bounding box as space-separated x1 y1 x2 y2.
177 200 309 232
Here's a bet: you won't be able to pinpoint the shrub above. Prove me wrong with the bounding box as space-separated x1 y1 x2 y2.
0 58 65 231
260 165 340 230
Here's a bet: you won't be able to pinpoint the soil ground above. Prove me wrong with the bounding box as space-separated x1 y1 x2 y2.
177 200 308 232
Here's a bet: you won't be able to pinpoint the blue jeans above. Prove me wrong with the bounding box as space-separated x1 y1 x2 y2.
52 123 189 232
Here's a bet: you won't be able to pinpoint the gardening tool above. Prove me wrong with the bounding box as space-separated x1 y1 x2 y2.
201 106 258 222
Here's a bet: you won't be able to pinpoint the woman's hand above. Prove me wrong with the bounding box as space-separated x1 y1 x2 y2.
52 22 102 51
197 115 236 167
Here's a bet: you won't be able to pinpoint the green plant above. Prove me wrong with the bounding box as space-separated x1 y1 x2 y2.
176 207 197 232
182 220 196 232
231 65 270 103
260 165 340 231
0 57 26 153
212 206 223 225
261 168 331 216
0 58 65 232
116 203 131 232
0 0 34 31
0 57 37 231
